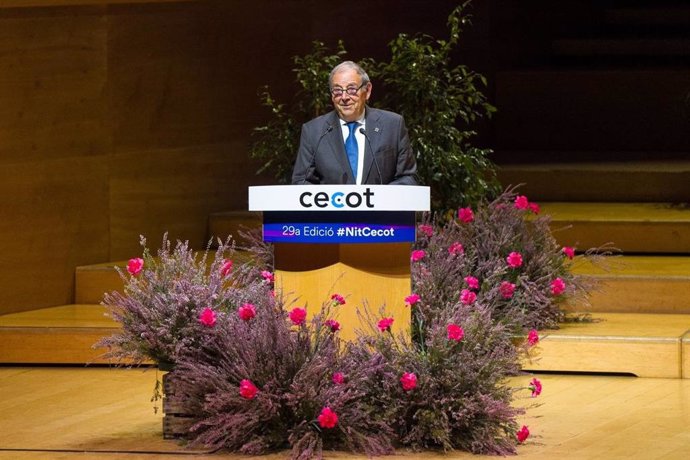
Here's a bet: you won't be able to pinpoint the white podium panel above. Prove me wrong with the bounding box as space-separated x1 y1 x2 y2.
249 185 430 212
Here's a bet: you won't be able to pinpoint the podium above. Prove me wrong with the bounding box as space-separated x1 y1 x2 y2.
249 185 430 341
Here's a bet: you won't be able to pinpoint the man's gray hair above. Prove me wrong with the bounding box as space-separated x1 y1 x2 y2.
329 61 370 89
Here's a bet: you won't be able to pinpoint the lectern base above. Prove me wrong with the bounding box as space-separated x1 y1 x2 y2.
274 243 412 342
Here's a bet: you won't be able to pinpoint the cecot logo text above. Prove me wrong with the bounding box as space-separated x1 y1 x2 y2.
299 188 375 209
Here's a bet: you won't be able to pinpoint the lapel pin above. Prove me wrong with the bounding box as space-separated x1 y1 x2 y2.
374 127 380 133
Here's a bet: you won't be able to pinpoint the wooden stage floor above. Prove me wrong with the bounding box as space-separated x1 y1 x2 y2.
1 367 689 460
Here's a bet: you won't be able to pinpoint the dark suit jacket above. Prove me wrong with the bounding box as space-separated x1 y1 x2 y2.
291 107 417 185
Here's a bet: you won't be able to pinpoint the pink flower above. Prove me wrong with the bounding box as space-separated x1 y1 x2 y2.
324 319 340 332
199 307 217 327
377 317 394 332
499 281 516 299
514 195 529 210
551 277 566 296
289 307 307 326
527 329 539 346
458 207 474 223
330 293 346 306
562 246 575 260
528 202 540 214
410 250 426 262
464 276 479 290
127 258 144 276
405 293 421 307
220 259 233 277
400 372 417 391
418 224 434 237
238 303 256 321
447 324 464 342
448 242 464 255
516 425 530 444
317 406 338 429
506 252 523 268
460 289 477 305
332 372 345 385
239 379 258 400
529 377 542 397
261 270 274 283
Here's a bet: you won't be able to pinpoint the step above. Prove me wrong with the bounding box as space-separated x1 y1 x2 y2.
553 38 690 58
540 202 690 253
606 6 690 27
75 250 257 305
6 306 686 378
207 210 262 248
0 304 122 365
567 255 690 314
75 261 127 304
497 161 690 203
495 70 690 151
524 312 690 378
684 331 690 378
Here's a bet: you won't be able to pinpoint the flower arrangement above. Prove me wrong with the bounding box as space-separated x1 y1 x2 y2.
343 302 525 455
172 297 397 459
96 189 592 458
411 188 591 338
96 234 264 366
170 300 535 457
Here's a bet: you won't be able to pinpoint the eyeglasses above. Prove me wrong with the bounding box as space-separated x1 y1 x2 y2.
330 82 367 98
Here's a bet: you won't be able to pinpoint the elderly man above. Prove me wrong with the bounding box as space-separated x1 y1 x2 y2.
291 61 417 185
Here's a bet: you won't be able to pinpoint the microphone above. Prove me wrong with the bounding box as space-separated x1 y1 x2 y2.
359 127 382 185
301 124 333 184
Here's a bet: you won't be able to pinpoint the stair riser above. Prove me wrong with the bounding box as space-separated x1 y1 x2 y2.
567 277 690 314
0 328 120 364
75 269 125 305
76 275 690 314
75 252 253 305
495 70 690 152
207 211 262 248
682 334 690 379
550 221 690 254
552 39 690 58
606 6 690 27
498 169 690 202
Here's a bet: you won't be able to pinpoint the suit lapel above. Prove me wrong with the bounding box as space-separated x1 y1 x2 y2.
362 108 382 184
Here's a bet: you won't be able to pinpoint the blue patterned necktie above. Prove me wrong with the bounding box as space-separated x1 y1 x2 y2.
345 122 359 180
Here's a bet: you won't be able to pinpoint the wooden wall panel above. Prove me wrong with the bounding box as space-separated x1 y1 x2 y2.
0 7 108 163
0 6 109 314
0 157 110 312
105 1 268 260
107 1 227 151
109 142 250 260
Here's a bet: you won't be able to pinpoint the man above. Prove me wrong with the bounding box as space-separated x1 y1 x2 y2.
291 61 417 185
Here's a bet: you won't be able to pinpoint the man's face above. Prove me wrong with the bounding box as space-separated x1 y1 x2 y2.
330 68 372 122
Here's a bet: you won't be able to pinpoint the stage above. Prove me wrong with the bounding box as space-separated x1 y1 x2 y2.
1 367 689 459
